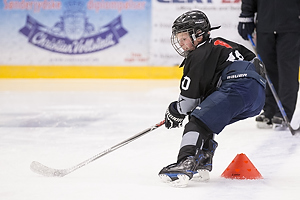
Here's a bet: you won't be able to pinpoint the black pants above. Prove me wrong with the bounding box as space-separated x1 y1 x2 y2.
257 32 300 120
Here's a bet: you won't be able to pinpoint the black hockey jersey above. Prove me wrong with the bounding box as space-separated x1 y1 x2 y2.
177 37 256 115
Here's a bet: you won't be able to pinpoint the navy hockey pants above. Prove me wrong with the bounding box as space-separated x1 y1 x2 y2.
191 62 265 134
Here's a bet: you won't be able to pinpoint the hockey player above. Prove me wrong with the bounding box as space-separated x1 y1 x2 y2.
159 10 266 187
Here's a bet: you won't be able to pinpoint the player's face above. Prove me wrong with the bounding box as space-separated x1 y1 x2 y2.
176 32 195 51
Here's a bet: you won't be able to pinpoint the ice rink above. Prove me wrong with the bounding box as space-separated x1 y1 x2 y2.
1 79 300 200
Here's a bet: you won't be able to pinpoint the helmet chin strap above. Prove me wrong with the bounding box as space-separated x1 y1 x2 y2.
191 31 205 46
192 33 197 41
189 34 197 49
193 30 206 39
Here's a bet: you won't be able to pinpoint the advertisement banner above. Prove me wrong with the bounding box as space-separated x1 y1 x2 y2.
0 0 151 66
150 0 248 66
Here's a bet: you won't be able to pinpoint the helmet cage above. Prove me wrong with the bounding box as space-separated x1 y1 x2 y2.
171 28 202 57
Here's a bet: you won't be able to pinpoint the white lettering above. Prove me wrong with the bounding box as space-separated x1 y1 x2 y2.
226 73 248 80
31 32 116 54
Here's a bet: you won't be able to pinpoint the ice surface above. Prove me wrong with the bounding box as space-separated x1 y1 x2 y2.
1 79 300 200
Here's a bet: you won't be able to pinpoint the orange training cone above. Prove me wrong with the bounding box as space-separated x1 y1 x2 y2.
221 153 263 179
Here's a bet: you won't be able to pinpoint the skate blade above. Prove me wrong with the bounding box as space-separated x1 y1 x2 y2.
273 123 288 131
159 174 190 187
256 122 272 129
159 174 172 183
191 170 210 182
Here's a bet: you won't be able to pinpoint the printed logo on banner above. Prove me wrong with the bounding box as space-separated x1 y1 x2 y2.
18 1 128 54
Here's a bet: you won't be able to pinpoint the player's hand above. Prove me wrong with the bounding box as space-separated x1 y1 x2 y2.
251 57 266 79
238 14 255 40
165 101 186 129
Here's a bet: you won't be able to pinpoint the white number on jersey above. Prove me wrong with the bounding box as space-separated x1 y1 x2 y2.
226 50 244 62
181 76 191 90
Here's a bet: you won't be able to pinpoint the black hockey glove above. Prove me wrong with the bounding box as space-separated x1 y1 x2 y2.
251 57 266 79
238 13 255 40
165 101 186 129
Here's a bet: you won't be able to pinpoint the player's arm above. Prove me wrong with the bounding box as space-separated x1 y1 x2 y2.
164 95 201 129
177 94 201 115
165 62 203 129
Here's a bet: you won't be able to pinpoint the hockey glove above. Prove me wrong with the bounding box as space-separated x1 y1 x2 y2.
238 13 255 40
165 101 186 129
251 57 267 79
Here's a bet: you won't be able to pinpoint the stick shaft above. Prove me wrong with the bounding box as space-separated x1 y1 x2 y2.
31 120 165 177
67 120 165 174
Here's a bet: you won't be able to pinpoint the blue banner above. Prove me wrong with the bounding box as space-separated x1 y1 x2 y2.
19 15 127 54
0 0 150 65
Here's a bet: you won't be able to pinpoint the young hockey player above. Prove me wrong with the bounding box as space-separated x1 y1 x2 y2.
159 10 266 187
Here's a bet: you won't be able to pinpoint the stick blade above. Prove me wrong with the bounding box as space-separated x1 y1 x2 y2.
290 126 300 136
30 161 68 177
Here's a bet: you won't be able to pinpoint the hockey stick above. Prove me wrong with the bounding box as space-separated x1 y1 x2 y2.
30 120 165 177
248 34 300 135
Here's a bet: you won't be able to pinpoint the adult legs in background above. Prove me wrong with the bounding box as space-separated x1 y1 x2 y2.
256 32 300 128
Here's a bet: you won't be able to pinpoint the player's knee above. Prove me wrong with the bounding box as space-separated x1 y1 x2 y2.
183 116 213 141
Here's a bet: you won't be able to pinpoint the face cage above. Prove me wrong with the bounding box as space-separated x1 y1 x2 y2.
171 28 205 58
171 33 189 58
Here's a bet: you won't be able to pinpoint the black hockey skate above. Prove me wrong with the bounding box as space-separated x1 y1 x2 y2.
272 116 288 130
159 156 197 187
255 112 272 129
192 139 218 182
